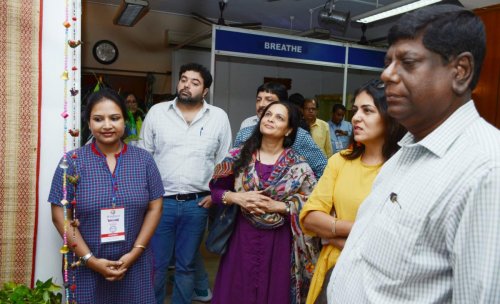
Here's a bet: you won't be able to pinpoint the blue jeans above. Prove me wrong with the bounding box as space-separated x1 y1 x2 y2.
169 251 210 291
152 197 209 304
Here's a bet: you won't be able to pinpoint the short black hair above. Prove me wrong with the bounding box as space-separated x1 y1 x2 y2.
332 103 346 113
84 89 127 124
256 82 288 101
388 4 485 90
179 63 213 89
289 93 305 108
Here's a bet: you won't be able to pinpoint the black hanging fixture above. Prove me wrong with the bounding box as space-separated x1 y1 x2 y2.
358 24 368 45
175 0 262 50
191 0 262 28
317 0 350 34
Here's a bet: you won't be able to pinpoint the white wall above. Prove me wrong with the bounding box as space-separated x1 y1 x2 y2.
35 0 81 287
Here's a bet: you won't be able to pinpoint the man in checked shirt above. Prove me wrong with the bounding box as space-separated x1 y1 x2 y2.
139 63 231 304
327 4 500 303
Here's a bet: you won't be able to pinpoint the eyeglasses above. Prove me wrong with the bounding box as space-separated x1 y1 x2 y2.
304 107 317 112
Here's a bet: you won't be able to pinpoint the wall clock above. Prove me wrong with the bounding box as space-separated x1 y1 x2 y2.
93 40 118 65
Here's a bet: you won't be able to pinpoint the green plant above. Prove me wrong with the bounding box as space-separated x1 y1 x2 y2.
124 134 141 143
0 278 62 304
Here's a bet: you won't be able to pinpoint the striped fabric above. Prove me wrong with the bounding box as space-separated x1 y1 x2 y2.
327 101 500 303
0 0 40 286
138 99 232 196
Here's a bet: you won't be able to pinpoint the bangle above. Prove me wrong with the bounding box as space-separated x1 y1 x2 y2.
331 218 338 237
133 244 146 250
80 252 93 266
221 191 230 205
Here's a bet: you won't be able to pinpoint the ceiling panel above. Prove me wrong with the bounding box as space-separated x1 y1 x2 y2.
86 0 500 47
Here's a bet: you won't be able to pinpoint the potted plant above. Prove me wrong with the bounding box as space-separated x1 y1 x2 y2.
0 278 62 304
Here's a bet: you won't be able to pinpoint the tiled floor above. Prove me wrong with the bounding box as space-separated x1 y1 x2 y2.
164 246 220 304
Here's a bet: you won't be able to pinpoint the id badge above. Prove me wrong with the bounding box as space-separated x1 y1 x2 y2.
100 207 126 243
335 140 344 150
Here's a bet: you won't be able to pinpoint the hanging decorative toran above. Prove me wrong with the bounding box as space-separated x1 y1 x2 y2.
59 0 81 302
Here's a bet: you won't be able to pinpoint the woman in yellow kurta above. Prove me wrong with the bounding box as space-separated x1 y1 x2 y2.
299 79 406 304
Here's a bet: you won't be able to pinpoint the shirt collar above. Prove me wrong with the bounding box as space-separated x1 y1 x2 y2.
91 140 128 157
169 98 210 121
399 100 479 158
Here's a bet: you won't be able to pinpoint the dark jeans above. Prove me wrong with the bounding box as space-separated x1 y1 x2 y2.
152 197 208 304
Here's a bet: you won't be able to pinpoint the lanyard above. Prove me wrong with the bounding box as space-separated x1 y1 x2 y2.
109 153 122 208
91 141 124 208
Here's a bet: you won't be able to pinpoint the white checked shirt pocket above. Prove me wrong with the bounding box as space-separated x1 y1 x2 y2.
193 135 218 162
359 194 422 280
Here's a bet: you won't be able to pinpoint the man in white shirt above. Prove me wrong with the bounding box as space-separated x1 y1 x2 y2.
139 63 231 304
328 5 500 303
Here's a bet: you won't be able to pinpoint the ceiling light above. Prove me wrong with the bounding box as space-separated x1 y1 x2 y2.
353 0 443 24
113 0 150 27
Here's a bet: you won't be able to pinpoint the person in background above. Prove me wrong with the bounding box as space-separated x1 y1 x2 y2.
124 92 146 140
210 101 319 304
289 92 311 133
235 83 327 178
239 82 288 130
139 63 232 304
49 89 164 303
327 5 500 303
299 79 405 304
303 98 333 158
328 104 352 154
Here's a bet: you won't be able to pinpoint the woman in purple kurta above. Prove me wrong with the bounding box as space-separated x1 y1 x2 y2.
48 90 164 304
209 102 319 304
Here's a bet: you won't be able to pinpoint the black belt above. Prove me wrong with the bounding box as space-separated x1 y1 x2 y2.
164 191 211 201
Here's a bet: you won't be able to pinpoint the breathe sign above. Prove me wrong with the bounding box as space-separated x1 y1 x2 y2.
214 27 346 66
263 42 303 53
